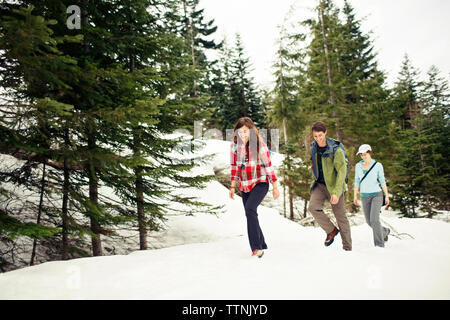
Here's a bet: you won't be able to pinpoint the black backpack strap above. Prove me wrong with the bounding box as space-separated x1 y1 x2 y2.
359 161 377 184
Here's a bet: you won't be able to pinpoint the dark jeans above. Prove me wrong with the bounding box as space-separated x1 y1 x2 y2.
241 182 269 251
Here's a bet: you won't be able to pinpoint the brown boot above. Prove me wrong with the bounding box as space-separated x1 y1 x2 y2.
324 227 340 247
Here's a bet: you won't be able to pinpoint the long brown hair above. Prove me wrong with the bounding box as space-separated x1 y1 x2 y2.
232 117 262 162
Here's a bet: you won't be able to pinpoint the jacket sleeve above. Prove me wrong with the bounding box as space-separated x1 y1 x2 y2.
230 143 239 182
377 162 386 185
354 163 361 187
331 148 346 197
259 142 277 184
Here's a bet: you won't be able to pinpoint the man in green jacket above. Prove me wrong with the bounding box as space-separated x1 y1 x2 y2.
308 121 352 251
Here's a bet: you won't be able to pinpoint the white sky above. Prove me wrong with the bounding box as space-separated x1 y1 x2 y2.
200 0 450 91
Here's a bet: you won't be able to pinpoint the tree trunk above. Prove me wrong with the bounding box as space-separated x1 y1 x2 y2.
30 163 46 266
282 117 287 218
129 48 148 249
289 189 294 221
61 156 70 260
133 128 147 250
283 183 287 218
135 165 147 250
183 0 197 97
416 109 432 217
88 130 102 256
282 119 295 220
83 1 101 256
319 1 342 141
303 199 308 218
280 48 288 218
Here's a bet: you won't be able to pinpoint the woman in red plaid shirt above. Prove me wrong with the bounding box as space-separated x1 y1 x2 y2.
229 117 280 258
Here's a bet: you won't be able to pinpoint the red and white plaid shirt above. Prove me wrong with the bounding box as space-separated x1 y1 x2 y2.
230 140 277 192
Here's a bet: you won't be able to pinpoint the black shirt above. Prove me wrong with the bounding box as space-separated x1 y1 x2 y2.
317 144 327 185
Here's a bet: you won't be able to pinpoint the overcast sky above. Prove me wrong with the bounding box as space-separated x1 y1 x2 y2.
199 0 450 91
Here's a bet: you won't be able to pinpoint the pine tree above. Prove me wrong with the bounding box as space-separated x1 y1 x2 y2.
180 0 220 95
211 34 266 132
1 1 223 268
302 0 345 140
232 34 266 128
268 15 309 219
388 57 450 217
419 66 450 213
1 0 148 258
338 1 390 146
86 0 223 251
298 0 392 209
0 4 89 267
162 0 221 131
208 37 236 131
392 54 422 130
302 0 389 148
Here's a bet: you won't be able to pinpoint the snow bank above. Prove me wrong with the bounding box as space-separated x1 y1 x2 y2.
1 138 449 299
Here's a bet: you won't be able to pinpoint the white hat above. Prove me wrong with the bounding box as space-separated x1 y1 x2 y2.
356 144 372 155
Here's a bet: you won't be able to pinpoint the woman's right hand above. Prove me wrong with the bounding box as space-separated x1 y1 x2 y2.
353 197 359 206
229 188 235 200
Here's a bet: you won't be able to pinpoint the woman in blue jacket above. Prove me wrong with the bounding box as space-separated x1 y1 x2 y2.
353 144 391 247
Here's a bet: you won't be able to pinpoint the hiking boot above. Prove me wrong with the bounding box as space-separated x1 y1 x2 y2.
325 227 340 247
384 228 391 242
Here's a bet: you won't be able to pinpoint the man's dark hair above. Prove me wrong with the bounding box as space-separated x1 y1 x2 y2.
312 121 327 133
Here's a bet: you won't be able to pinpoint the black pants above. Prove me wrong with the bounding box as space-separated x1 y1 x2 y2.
241 182 269 251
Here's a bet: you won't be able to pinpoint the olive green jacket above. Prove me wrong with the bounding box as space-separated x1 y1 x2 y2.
310 137 347 198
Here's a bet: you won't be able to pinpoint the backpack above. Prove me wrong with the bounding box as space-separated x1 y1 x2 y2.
330 140 350 184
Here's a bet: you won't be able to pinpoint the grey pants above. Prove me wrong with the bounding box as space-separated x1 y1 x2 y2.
361 191 389 247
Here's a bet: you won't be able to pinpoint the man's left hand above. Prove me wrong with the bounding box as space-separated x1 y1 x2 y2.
330 195 339 205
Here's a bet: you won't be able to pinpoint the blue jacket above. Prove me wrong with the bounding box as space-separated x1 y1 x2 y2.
354 159 386 195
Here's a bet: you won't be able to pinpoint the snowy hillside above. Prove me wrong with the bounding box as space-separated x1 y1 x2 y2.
1 138 450 299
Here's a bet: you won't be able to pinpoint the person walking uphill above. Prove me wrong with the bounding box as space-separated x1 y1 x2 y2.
308 121 352 251
229 117 280 258
353 144 390 247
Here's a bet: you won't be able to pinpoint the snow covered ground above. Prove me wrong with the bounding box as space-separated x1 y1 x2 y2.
1 138 449 300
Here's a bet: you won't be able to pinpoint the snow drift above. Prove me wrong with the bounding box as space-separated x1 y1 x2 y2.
1 138 449 299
